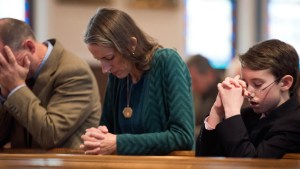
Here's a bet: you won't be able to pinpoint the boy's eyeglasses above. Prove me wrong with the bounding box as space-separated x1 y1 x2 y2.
247 78 281 98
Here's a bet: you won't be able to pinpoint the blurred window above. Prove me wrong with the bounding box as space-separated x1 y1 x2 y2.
268 0 300 55
0 0 31 24
185 0 236 69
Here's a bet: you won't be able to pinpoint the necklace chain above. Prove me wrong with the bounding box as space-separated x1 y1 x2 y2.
123 76 133 118
126 76 133 107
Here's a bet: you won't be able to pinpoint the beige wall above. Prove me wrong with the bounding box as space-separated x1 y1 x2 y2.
33 0 186 65
33 0 257 65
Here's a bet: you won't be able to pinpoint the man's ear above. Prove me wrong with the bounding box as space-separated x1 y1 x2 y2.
130 37 137 51
280 75 293 91
23 39 35 54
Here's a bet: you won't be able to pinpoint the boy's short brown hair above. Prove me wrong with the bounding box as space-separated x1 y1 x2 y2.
239 39 299 92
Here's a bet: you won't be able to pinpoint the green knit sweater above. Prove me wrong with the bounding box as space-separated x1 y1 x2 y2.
101 48 195 155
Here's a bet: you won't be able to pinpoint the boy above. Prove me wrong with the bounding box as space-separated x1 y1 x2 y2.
196 39 300 158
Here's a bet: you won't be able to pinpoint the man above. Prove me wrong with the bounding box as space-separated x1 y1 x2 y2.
186 54 220 136
0 18 101 149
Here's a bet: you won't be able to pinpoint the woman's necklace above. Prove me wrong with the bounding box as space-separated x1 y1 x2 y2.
123 76 133 118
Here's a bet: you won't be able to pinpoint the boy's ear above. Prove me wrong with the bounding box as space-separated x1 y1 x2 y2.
280 75 293 91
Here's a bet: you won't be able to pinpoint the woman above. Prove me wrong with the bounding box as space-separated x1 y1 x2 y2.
80 8 194 155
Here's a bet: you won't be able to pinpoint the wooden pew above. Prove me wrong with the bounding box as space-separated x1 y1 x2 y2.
1 148 195 156
0 148 84 154
0 153 299 169
167 150 195 156
1 149 299 168
282 153 300 159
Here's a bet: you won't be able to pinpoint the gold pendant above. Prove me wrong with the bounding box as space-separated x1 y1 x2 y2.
123 107 133 118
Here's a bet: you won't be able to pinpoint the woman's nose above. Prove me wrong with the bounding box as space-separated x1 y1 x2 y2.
101 62 111 73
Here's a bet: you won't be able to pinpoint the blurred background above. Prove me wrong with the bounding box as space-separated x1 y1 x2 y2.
1 0 299 69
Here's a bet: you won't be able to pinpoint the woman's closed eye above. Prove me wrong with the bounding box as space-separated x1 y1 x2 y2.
102 54 114 61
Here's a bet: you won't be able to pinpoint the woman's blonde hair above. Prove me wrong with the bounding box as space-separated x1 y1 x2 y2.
84 8 162 71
